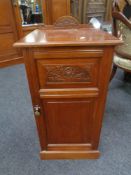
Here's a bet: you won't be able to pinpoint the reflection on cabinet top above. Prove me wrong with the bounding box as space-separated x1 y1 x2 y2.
14 24 123 48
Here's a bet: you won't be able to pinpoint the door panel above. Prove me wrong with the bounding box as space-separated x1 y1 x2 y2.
0 1 12 26
0 0 23 67
43 98 96 145
0 33 17 55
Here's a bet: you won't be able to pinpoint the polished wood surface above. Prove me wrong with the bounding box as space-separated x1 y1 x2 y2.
40 150 100 160
0 0 23 68
14 25 121 160
14 25 122 47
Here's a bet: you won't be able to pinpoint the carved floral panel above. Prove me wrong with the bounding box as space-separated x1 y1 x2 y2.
45 65 92 83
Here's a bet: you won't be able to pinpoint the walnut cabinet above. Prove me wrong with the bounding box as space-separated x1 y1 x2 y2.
14 26 122 159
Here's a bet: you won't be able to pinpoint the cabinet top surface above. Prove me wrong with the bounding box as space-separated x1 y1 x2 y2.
14 25 122 48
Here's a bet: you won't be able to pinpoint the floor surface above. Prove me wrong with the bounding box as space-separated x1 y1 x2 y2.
0 64 131 175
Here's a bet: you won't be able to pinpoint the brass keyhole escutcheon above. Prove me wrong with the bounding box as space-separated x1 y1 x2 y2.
34 105 41 116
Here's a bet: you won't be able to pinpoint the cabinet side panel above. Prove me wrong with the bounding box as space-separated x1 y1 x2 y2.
91 46 114 149
23 49 47 150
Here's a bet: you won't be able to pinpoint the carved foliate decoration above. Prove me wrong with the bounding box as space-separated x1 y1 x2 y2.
45 65 92 83
54 16 79 28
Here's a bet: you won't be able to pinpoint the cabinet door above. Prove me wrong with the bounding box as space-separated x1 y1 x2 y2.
0 0 22 67
39 91 100 159
42 97 97 144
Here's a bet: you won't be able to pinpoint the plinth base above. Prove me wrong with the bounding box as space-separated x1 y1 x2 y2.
40 150 100 160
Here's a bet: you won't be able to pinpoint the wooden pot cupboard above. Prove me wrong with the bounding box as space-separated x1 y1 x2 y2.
14 25 121 160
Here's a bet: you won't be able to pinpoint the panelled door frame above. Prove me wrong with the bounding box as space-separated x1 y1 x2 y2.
0 0 23 68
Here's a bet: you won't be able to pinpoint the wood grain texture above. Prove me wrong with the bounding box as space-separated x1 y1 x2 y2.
43 99 96 144
33 46 103 59
39 88 99 99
